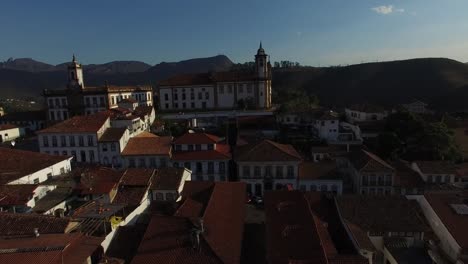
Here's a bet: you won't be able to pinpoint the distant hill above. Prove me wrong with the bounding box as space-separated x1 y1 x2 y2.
273 58 468 111
0 55 234 99
3 56 468 111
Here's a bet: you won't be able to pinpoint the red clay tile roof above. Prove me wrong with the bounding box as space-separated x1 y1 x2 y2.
120 168 155 186
99 128 127 142
113 187 148 206
344 220 376 252
0 147 71 184
172 144 231 161
133 105 154 119
424 192 468 249
75 166 123 195
335 195 429 234
174 132 220 145
264 191 328 264
235 140 302 162
121 133 172 156
349 149 394 172
37 112 109 133
130 215 222 264
299 160 339 180
392 160 425 188
202 182 246 264
414 160 458 175
0 212 71 237
0 124 17 130
151 167 186 190
0 233 103 264
0 184 37 206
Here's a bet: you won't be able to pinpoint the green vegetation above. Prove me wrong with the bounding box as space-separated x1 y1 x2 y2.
276 89 319 114
377 111 462 162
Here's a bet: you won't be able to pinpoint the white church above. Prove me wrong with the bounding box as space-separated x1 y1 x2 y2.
157 43 272 111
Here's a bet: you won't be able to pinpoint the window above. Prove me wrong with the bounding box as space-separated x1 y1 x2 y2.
196 162 203 173
287 166 294 178
55 98 60 107
205 92 209 99
182 102 186 109
160 158 167 167
102 144 108 152
150 158 156 167
89 150 95 162
155 192 164 201
85 97 90 107
265 166 272 178
362 175 369 186
71 151 76 161
61 98 67 106
33 178 40 184
43 136 49 147
191 102 195 108
174 93 178 100
78 136 84 146
182 93 186 100
254 166 261 177
195 144 201 150
87 135 93 146
68 136 75 147
174 103 179 108
111 143 116 151
219 85 224 94
99 97 105 106
202 102 207 109
139 158 146 168
198 93 202 100
207 144 214 150
219 162 226 174
385 174 392 186
369 174 376 186
52 136 57 147
331 185 338 193
48 99 54 107
243 166 250 178
173 162 179 168
208 162 214 174
62 151 67 156
238 84 244 93
184 162 191 170
311 185 317 191
276 166 283 179
247 84 253 93
188 145 194 151
228 85 233 93
320 185 328 192
436 175 442 183
47 173 53 179
165 103 169 109
378 176 384 186
190 92 195 100
129 158 136 168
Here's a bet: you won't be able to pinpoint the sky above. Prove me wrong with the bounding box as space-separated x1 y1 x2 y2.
2 0 468 66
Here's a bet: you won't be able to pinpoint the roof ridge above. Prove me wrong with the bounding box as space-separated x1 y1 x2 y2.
266 140 302 160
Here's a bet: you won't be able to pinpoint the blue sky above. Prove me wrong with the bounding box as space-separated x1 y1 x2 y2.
2 0 468 66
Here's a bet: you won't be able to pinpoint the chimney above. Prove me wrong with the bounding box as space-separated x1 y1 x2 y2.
34 228 40 237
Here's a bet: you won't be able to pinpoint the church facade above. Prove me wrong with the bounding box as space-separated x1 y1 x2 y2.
157 44 272 111
44 56 153 122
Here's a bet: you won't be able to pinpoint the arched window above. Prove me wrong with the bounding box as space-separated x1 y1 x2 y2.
103 157 109 165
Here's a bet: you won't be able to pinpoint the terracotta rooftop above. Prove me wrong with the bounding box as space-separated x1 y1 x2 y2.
120 168 155 186
264 191 328 264
121 133 172 156
151 167 187 190
172 143 231 161
98 127 127 142
299 160 340 180
75 166 124 196
392 160 425 189
0 233 103 264
37 111 109 133
414 160 458 175
132 181 246 264
424 192 468 250
174 132 220 145
0 184 37 206
348 149 394 172
235 139 302 162
0 212 72 237
133 105 154 119
335 195 429 234
0 147 71 184
0 124 17 130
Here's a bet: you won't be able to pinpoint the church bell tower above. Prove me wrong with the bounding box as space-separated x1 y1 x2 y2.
255 42 270 79
67 54 84 89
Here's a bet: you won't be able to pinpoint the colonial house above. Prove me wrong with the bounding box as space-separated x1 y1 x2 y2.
43 55 153 122
409 192 468 263
348 149 395 195
149 167 191 202
98 127 130 168
410 160 459 184
0 124 22 143
298 160 343 194
171 132 231 182
345 104 388 123
121 132 172 169
235 139 302 196
37 112 111 163
158 43 272 111
335 195 431 264
0 147 72 185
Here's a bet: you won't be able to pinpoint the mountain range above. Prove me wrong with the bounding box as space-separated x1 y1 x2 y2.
2 56 468 111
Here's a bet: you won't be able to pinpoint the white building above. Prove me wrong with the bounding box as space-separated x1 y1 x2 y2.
345 104 388 123
44 55 153 122
150 167 191 202
171 132 230 182
402 100 429 114
298 160 343 194
37 112 111 163
158 43 272 111
0 147 72 185
121 131 172 169
98 128 130 168
235 139 302 196
0 124 22 143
